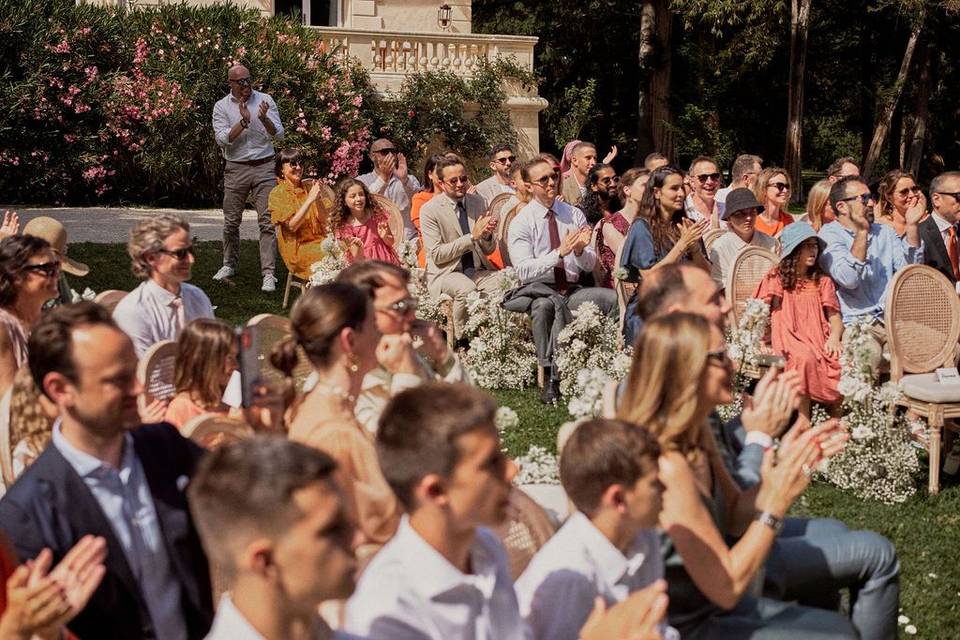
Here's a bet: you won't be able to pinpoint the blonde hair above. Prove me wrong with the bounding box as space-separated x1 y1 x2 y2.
804 179 832 231
752 167 791 211
173 318 236 409
617 313 712 459
8 366 55 459
128 213 190 278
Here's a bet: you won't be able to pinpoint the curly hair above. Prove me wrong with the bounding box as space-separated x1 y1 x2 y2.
8 365 55 463
877 169 916 221
0 235 53 307
776 240 824 291
578 163 619 225
128 213 190 279
331 178 378 231
632 166 685 255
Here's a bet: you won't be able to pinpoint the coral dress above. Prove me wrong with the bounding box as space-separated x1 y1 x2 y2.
753 270 842 403
268 180 332 279
336 210 401 266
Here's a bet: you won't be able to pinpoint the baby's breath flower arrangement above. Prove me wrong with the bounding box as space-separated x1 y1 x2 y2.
495 406 519 434
555 301 624 397
398 238 420 270
513 445 560 485
717 299 770 422
307 235 348 286
405 268 446 325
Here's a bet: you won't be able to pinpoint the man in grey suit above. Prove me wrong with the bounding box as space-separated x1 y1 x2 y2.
922 171 960 285
420 157 502 343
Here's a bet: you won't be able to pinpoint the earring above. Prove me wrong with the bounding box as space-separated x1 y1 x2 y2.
347 353 360 374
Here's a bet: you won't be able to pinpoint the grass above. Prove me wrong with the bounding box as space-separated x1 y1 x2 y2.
69 240 960 639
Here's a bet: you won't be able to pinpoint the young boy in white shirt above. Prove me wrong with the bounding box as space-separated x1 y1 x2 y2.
515 418 675 640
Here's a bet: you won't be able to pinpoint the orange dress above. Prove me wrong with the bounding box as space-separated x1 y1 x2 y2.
754 270 842 403
268 180 333 279
410 190 439 268
755 209 795 237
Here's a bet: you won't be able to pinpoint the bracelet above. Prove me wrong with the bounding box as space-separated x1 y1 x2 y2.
240 119 249 129
754 510 783 533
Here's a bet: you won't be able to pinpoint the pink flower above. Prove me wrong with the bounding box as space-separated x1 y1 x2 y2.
408 110 415 118
52 40 70 54
63 134 78 143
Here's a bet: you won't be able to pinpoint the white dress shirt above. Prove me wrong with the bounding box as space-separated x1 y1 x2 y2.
52 421 187 640
508 199 596 285
474 176 515 206
358 172 422 237
515 512 677 640
113 279 215 357
932 211 955 247
212 90 283 162
345 516 528 640
205 594 365 640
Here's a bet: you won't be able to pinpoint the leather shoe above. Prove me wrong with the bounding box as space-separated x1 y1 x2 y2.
541 375 561 405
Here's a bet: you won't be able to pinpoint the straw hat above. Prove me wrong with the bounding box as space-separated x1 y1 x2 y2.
22 217 90 276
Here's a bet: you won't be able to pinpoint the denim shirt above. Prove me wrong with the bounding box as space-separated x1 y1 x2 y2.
818 221 923 325
52 421 187 640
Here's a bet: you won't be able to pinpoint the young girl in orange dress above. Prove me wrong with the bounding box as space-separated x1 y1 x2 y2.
332 178 400 265
753 221 843 416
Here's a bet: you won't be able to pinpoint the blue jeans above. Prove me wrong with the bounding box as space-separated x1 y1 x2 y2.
686 594 858 639
765 517 900 640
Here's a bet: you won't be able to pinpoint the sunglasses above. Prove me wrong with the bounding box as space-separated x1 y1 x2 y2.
935 191 960 201
373 148 398 155
696 172 721 183
377 298 418 314
445 176 470 185
769 182 790 192
22 261 61 278
157 246 194 261
530 172 559 187
495 156 517 165
896 185 922 197
840 193 875 205
229 76 252 86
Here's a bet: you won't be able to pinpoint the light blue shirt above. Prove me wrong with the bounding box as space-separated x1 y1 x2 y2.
212 89 283 162
818 220 923 325
52 422 187 640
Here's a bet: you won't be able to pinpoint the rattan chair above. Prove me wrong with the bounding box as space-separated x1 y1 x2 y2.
884 264 960 495
137 340 178 414
498 202 524 268
0 388 13 489
181 413 254 449
490 487 558 581
246 313 314 392
703 228 726 252
369 193 406 251
93 289 127 313
725 246 779 328
489 193 518 267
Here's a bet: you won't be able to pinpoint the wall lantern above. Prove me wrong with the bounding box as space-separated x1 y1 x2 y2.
438 4 452 30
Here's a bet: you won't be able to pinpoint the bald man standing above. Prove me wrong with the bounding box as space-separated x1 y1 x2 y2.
211 64 284 292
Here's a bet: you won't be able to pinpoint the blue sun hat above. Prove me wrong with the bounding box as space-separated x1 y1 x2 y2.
779 221 826 258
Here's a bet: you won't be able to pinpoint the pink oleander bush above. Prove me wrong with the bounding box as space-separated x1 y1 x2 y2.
0 0 374 205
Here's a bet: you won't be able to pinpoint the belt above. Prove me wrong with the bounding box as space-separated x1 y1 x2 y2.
227 155 274 166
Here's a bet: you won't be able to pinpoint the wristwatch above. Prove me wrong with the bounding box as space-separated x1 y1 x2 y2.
754 510 783 533
240 118 250 129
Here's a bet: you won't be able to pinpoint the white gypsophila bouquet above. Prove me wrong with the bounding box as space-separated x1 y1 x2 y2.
555 301 624 397
817 321 919 504
70 287 97 302
513 445 560 485
566 350 632 419
307 235 348 286
406 268 447 325
460 269 538 389
398 238 420 270
717 299 771 422
495 406 519 434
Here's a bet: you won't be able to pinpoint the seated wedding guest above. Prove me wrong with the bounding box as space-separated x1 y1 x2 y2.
643 152 669 172
0 235 61 397
922 171 960 284
268 148 334 280
164 318 237 430
579 163 620 226
23 216 90 308
113 213 215 358
475 144 517 205
0 302 213 639
684 156 723 227
506 157 617 404
754 223 842 416
876 169 927 238
618 313 857 639
332 178 400 266
752 167 795 237
708 187 779 289
715 154 763 207
420 157 500 344
188 437 363 640
825 156 860 183
804 178 835 231
819 176 923 332
272 283 401 549
358 139 421 239
7 366 57 480
596 167 648 288
0 533 107 640
620 166 709 346
410 154 447 269
348 382 662 640
336 261 469 434
516 418 675 640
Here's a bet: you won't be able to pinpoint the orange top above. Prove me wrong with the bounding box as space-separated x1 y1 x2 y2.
754 209 795 237
268 180 333 278
410 190 439 268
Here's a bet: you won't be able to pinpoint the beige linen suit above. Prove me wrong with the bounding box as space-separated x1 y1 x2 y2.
420 192 501 338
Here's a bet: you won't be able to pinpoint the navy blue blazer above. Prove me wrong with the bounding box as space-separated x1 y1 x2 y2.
0 423 212 640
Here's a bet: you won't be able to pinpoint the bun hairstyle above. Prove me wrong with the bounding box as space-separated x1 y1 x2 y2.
270 282 370 377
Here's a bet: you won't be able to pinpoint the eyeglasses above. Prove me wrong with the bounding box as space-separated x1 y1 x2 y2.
706 348 731 366
373 148 398 156
376 298 418 314
598 176 620 185
696 172 721 184
157 246 194 261
769 182 790 192
494 156 517 165
22 261 61 278
529 172 559 187
445 176 470 185
935 191 960 201
839 193 875 205
896 185 922 197
229 76 252 86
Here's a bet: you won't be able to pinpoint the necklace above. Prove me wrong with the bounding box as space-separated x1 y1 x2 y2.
310 382 357 404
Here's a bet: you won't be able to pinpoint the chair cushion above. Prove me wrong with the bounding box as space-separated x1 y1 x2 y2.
901 373 960 403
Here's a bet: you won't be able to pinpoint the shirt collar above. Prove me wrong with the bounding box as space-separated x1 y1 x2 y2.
441 191 462 207
144 278 181 304
208 595 266 639
395 516 500 601
932 212 954 233
51 418 136 480
228 90 257 104
566 512 648 586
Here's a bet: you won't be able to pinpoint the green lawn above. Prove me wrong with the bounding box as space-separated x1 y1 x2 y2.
70 240 960 638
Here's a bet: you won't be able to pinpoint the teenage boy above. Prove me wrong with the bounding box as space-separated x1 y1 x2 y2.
347 382 668 640
516 418 673 640
188 436 364 640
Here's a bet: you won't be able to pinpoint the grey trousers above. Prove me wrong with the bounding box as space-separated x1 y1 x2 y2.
222 159 277 275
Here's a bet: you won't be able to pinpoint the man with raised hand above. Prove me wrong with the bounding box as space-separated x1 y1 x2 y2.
358 139 422 240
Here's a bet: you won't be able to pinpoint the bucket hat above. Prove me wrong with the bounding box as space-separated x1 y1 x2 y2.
721 188 764 221
779 221 825 258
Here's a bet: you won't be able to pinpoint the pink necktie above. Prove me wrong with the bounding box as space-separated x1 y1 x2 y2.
171 297 186 336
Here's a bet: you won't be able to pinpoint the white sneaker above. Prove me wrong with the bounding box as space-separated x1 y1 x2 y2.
261 274 278 292
212 266 235 281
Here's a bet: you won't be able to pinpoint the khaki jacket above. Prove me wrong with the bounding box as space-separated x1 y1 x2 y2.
420 192 497 294
561 174 584 207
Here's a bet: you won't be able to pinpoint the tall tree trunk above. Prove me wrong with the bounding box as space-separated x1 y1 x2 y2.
888 100 904 170
783 0 812 203
649 0 674 160
905 42 933 176
862 12 924 180
635 1 658 162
